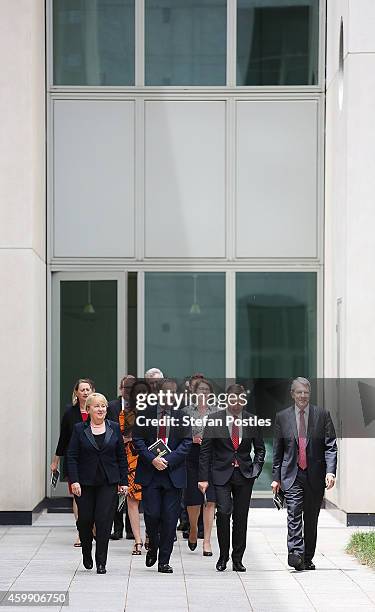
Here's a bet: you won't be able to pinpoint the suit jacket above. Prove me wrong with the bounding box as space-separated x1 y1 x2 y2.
272 405 337 492
132 406 192 489
55 403 89 479
198 410 266 486
107 398 121 423
66 420 128 487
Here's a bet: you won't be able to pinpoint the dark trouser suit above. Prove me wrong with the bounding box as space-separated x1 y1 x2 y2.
113 503 133 536
284 467 324 563
142 470 182 565
215 469 255 563
75 484 118 566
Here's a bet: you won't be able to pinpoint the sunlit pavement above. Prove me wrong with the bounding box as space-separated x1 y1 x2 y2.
0 509 374 611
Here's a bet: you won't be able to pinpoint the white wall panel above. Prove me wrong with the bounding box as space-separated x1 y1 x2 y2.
236 100 318 258
53 100 135 257
144 101 226 258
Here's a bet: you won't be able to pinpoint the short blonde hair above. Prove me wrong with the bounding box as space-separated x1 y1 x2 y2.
85 392 108 411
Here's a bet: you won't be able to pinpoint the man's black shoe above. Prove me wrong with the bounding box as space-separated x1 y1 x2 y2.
182 530 189 540
216 558 228 572
288 552 304 571
109 531 123 540
197 531 204 539
145 550 158 567
125 532 135 540
96 564 106 574
158 563 173 573
177 522 189 532
304 561 315 570
82 551 93 570
232 561 246 572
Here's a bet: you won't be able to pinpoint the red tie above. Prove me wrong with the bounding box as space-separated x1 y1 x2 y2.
298 409 308 470
231 422 240 466
159 410 166 443
231 422 240 449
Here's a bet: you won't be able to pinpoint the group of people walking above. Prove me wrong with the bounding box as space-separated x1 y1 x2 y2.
51 373 337 576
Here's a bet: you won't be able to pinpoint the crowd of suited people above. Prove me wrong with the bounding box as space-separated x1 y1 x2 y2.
51 370 337 576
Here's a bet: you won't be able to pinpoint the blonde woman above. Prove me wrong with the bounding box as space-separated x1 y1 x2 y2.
67 393 128 574
50 378 95 546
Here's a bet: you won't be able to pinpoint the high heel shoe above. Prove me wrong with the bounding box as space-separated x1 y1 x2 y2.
203 550 213 557
132 541 143 555
188 539 197 551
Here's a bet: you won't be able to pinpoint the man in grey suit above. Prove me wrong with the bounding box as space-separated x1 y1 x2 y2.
271 377 337 571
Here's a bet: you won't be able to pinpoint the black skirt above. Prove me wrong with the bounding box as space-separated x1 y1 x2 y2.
184 443 216 506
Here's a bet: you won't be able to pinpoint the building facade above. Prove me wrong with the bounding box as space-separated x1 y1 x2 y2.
0 0 374 524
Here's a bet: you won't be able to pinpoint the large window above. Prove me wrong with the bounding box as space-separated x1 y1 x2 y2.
236 272 317 380
145 272 226 378
53 0 135 85
236 271 317 491
52 0 321 87
60 280 118 404
145 0 227 85
237 0 320 85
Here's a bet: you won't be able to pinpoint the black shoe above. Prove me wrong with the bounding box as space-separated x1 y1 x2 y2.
145 550 158 568
288 552 304 571
158 563 173 573
232 561 246 572
216 558 228 572
109 531 123 541
125 532 135 540
197 531 204 539
304 561 315 570
96 564 106 574
182 531 189 540
177 522 189 532
188 539 197 551
203 550 213 557
82 551 93 570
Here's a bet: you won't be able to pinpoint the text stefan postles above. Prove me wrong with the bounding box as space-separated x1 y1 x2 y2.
135 414 272 428
135 391 248 411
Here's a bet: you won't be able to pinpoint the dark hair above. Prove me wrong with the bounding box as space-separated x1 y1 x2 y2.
128 380 152 411
226 383 245 395
191 377 213 394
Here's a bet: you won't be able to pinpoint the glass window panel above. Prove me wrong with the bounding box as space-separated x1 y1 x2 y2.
236 272 317 379
145 0 227 86
237 0 319 86
60 280 118 407
145 273 225 378
127 272 137 377
53 0 135 85
236 272 317 491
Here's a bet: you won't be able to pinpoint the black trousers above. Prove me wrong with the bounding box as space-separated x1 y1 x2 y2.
113 502 133 535
215 469 255 563
75 483 117 566
284 468 324 563
142 471 182 565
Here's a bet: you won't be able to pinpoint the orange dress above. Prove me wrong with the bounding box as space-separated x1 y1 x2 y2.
119 409 142 501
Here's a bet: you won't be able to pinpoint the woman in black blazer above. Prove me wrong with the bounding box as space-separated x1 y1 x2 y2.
67 393 128 574
50 378 95 546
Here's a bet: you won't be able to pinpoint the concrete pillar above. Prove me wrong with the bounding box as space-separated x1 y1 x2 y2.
0 0 46 520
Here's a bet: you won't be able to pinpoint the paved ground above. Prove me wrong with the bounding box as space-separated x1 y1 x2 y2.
0 509 374 612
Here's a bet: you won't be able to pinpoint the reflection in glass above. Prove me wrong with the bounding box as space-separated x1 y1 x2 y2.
236 272 317 379
53 0 135 85
145 273 225 378
127 272 137 377
237 0 319 85
60 280 117 408
236 272 317 491
145 0 227 86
